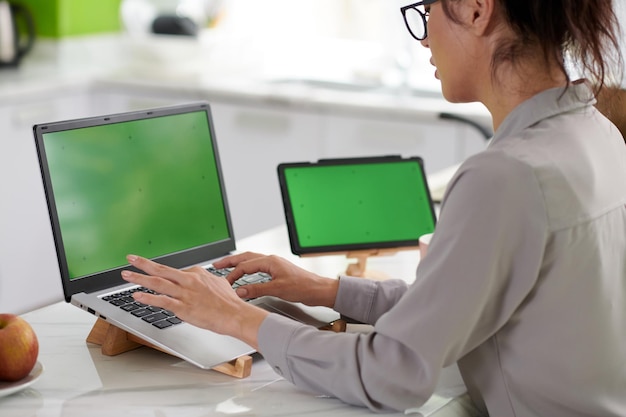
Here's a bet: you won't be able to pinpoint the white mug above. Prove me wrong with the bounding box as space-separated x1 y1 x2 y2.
419 233 433 260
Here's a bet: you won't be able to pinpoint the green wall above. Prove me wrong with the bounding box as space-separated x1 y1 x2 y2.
17 0 122 37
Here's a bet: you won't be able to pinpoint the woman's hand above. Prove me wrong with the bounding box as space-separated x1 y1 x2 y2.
213 252 340 308
121 255 268 349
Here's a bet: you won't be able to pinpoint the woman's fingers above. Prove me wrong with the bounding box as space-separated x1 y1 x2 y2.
213 252 265 269
219 254 275 284
126 255 183 283
120 269 181 308
122 255 194 301
234 279 279 299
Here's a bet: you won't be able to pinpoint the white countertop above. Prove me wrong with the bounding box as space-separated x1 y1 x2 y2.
1 226 476 417
3 302 472 417
0 32 491 125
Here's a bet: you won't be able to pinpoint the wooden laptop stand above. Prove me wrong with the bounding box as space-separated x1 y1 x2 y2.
86 317 346 379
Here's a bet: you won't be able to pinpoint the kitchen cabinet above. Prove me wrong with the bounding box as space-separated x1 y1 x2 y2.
0 87 197 316
321 111 487 174
321 113 459 174
0 82 486 315
208 101 324 240
0 86 98 315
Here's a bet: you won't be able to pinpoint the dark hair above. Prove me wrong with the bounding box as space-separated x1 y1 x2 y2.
441 0 623 94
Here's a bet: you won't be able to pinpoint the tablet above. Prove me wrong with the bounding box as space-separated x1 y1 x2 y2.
277 156 436 255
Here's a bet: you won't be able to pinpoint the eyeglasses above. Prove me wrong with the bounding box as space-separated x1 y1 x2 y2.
400 0 439 41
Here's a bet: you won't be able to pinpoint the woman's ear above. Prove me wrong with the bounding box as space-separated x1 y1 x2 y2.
466 0 497 36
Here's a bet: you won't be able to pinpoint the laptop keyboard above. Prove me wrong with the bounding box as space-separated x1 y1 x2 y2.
204 266 272 289
102 266 272 329
103 287 182 329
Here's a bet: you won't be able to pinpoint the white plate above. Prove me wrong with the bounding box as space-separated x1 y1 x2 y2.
0 361 44 398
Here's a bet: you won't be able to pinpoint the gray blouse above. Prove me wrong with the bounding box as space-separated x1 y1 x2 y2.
258 83 626 416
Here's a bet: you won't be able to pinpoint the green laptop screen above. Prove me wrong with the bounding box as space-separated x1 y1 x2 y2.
42 111 230 280
278 157 436 254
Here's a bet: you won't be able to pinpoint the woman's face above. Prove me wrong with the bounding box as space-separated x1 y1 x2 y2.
421 0 482 103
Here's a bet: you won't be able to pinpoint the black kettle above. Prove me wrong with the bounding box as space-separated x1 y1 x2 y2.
0 0 35 68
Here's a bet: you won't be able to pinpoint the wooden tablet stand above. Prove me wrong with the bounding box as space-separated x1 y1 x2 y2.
345 249 398 278
305 247 419 279
86 317 347 379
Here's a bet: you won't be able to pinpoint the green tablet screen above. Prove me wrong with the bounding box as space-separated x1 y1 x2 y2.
278 157 436 255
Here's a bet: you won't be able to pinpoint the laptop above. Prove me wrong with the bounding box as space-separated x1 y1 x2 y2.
277 156 437 256
33 102 338 369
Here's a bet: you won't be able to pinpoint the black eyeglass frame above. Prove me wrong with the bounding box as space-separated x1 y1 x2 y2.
400 0 439 41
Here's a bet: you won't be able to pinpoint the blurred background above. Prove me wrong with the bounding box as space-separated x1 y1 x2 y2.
6 0 437 89
0 0 624 314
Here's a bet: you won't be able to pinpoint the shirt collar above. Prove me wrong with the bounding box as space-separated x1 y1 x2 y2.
491 82 596 144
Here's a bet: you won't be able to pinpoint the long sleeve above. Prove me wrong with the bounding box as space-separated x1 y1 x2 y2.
333 276 409 325
258 150 548 412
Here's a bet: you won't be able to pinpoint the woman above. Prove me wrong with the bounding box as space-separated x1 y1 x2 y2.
122 0 626 415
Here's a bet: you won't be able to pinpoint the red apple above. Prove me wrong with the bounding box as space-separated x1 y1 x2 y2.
0 314 39 382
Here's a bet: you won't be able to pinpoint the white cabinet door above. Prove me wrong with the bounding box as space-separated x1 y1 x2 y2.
0 88 224 315
85 87 202 114
322 113 475 175
0 91 96 315
209 102 324 239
